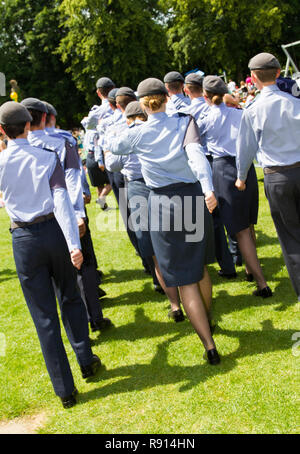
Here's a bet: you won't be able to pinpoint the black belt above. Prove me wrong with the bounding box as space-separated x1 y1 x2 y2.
11 213 55 231
264 161 300 175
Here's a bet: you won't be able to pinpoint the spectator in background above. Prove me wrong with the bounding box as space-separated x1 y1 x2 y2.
0 131 7 151
228 79 237 93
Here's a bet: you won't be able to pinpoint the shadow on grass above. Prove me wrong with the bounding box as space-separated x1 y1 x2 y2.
103 268 152 284
100 282 166 309
0 268 17 284
80 318 295 403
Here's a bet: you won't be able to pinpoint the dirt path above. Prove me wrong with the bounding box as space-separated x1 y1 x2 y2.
0 413 47 434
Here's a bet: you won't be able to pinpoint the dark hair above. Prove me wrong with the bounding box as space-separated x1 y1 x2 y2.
185 83 203 96
1 122 27 139
116 95 136 110
166 81 183 92
97 85 115 97
28 109 44 126
252 68 278 83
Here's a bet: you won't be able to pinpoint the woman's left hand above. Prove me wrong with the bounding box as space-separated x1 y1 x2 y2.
205 191 218 214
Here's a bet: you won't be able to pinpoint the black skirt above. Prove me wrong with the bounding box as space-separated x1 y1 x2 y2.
127 179 154 259
86 152 110 187
212 156 258 235
148 182 215 287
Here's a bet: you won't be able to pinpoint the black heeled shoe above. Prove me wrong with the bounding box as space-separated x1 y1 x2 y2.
203 349 221 365
168 309 185 323
252 286 273 298
245 272 254 282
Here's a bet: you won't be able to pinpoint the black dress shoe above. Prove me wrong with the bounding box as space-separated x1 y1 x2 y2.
218 270 237 279
98 287 107 298
154 284 165 295
60 388 78 409
90 317 113 332
80 355 101 379
245 272 254 282
253 286 273 298
203 349 221 365
168 309 185 323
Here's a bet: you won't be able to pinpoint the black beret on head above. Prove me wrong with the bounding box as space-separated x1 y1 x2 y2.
137 78 168 98
125 101 146 118
185 73 204 87
0 101 32 125
116 87 137 99
203 76 228 95
21 97 48 113
248 53 281 70
43 101 57 116
163 71 184 83
96 77 115 89
107 88 119 102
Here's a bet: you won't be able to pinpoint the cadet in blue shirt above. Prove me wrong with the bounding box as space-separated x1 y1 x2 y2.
43 100 112 333
198 76 272 298
82 77 114 210
164 71 191 116
0 102 101 409
236 52 300 302
106 78 220 365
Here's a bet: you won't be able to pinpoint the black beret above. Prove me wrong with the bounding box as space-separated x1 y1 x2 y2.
107 88 119 102
185 73 204 87
248 52 281 70
43 101 57 116
125 101 146 118
116 87 137 99
21 97 48 113
0 101 33 125
203 76 228 95
96 77 115 89
137 78 168 98
163 71 184 83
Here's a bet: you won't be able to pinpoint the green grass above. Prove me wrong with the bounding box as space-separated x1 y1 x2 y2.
0 168 299 434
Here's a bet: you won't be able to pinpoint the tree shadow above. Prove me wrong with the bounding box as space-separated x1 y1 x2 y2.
103 268 152 284
255 229 280 247
99 282 166 310
0 268 17 284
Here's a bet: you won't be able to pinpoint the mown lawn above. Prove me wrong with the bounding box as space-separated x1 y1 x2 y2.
0 168 299 434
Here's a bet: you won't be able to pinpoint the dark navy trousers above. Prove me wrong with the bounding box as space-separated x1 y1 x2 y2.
12 218 93 398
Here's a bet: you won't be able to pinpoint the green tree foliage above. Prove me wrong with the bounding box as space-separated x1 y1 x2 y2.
58 0 170 103
0 0 88 127
160 0 300 80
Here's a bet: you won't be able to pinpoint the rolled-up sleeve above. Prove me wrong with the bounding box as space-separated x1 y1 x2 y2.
236 110 259 181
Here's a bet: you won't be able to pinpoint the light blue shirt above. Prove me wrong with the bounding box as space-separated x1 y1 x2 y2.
197 103 243 158
28 129 85 220
105 121 144 181
95 109 123 163
46 126 77 147
0 139 81 252
236 84 300 180
166 93 191 116
106 112 213 193
81 100 114 154
187 97 210 122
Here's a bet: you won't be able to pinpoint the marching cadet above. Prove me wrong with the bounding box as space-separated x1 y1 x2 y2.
236 52 300 302
106 78 220 365
198 75 272 298
0 102 101 409
184 73 238 279
43 100 112 333
163 71 191 115
82 77 115 210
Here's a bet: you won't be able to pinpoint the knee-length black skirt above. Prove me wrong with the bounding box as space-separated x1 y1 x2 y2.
212 156 258 236
86 152 110 187
148 182 215 287
127 178 154 259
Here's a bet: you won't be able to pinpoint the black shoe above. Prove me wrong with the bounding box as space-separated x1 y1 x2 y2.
60 388 78 409
90 318 113 332
203 349 221 365
253 286 273 298
98 287 107 298
245 272 254 282
154 284 165 295
218 270 237 279
168 309 185 323
234 256 243 267
80 355 101 379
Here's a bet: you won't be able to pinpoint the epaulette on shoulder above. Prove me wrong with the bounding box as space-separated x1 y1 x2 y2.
177 112 189 117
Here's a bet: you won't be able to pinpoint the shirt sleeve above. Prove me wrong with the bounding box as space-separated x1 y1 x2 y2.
236 109 259 181
52 187 81 252
185 143 214 194
104 152 124 173
64 167 86 219
106 128 135 156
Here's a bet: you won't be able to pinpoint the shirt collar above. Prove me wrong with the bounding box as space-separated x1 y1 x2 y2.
7 138 29 148
261 84 280 94
191 97 205 105
29 129 46 137
147 112 168 123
